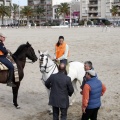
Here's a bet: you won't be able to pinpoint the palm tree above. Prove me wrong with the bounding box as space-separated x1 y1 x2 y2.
21 6 33 25
110 5 118 24
58 3 70 24
11 4 19 21
110 5 118 16
55 8 61 19
0 4 11 24
35 7 45 25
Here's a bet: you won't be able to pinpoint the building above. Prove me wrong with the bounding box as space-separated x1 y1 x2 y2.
52 0 80 24
80 0 89 20
28 0 52 24
0 0 11 6
111 0 120 25
80 0 114 20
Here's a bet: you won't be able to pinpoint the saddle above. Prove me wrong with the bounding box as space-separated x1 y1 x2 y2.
0 62 8 70
0 52 19 82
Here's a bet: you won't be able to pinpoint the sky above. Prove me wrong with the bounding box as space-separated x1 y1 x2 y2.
12 0 27 6
12 0 73 6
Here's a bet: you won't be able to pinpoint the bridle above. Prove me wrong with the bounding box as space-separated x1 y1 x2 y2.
26 47 37 63
39 54 56 74
12 46 37 64
39 54 57 82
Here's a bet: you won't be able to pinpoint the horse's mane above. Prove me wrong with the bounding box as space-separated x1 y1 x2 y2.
13 44 27 56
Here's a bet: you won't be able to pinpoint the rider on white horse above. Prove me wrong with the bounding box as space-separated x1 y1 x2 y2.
55 36 69 65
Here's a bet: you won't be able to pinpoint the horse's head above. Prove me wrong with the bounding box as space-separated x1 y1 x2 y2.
25 42 38 62
38 50 52 72
14 42 37 62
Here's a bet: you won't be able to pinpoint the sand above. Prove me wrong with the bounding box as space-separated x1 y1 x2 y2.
0 26 120 120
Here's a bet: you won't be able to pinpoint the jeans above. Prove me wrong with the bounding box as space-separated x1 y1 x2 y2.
81 107 100 120
0 57 14 70
53 106 68 120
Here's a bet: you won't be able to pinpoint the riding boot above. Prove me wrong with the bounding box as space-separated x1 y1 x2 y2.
7 70 16 87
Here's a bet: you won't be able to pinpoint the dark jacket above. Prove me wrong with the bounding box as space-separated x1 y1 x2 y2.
86 77 102 109
45 72 74 108
0 41 8 57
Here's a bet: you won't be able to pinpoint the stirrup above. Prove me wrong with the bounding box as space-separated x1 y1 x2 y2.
7 82 16 87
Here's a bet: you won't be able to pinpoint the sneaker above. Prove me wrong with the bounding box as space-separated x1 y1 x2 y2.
7 82 16 87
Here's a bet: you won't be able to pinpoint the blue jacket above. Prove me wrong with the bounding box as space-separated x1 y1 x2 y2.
86 77 102 109
0 41 8 57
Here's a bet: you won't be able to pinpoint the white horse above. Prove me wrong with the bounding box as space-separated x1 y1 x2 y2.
38 51 85 113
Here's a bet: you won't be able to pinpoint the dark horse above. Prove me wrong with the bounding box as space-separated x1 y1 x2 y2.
0 42 37 109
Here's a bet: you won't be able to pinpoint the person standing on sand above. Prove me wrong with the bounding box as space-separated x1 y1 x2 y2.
45 63 74 120
81 70 106 120
80 61 95 91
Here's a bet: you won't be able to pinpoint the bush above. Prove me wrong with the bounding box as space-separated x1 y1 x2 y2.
87 21 92 25
31 23 35 26
79 20 84 26
104 21 111 25
93 19 98 25
43 22 50 26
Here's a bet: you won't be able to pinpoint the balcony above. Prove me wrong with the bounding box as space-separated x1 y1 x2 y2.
88 2 98 7
112 2 120 6
88 10 98 13
88 13 99 19
118 9 120 12
89 0 97 1
88 16 99 19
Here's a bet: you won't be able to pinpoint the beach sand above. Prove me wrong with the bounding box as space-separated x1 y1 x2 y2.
0 27 120 120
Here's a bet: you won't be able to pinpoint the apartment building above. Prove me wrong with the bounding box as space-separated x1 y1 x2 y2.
28 0 52 23
0 0 11 6
80 0 114 20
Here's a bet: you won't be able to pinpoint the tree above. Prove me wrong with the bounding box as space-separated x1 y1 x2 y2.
110 5 118 17
35 7 45 25
11 4 19 21
21 6 33 25
55 8 61 19
58 3 70 24
0 4 11 24
110 5 119 25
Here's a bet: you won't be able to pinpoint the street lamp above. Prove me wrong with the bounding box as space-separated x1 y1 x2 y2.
70 3 72 28
18 0 20 26
85 8 88 21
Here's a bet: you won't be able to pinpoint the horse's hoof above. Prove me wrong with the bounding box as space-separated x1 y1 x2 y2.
16 106 21 109
48 109 53 115
70 103 73 106
49 112 53 115
13 104 21 109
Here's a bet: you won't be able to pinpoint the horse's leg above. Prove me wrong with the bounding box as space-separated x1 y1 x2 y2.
12 82 20 109
70 79 78 106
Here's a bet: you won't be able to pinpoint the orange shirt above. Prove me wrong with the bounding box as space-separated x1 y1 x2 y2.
55 42 66 59
82 83 106 109
0 50 4 55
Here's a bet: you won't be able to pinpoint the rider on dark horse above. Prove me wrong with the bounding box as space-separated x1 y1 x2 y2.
0 33 16 87
55 36 69 65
